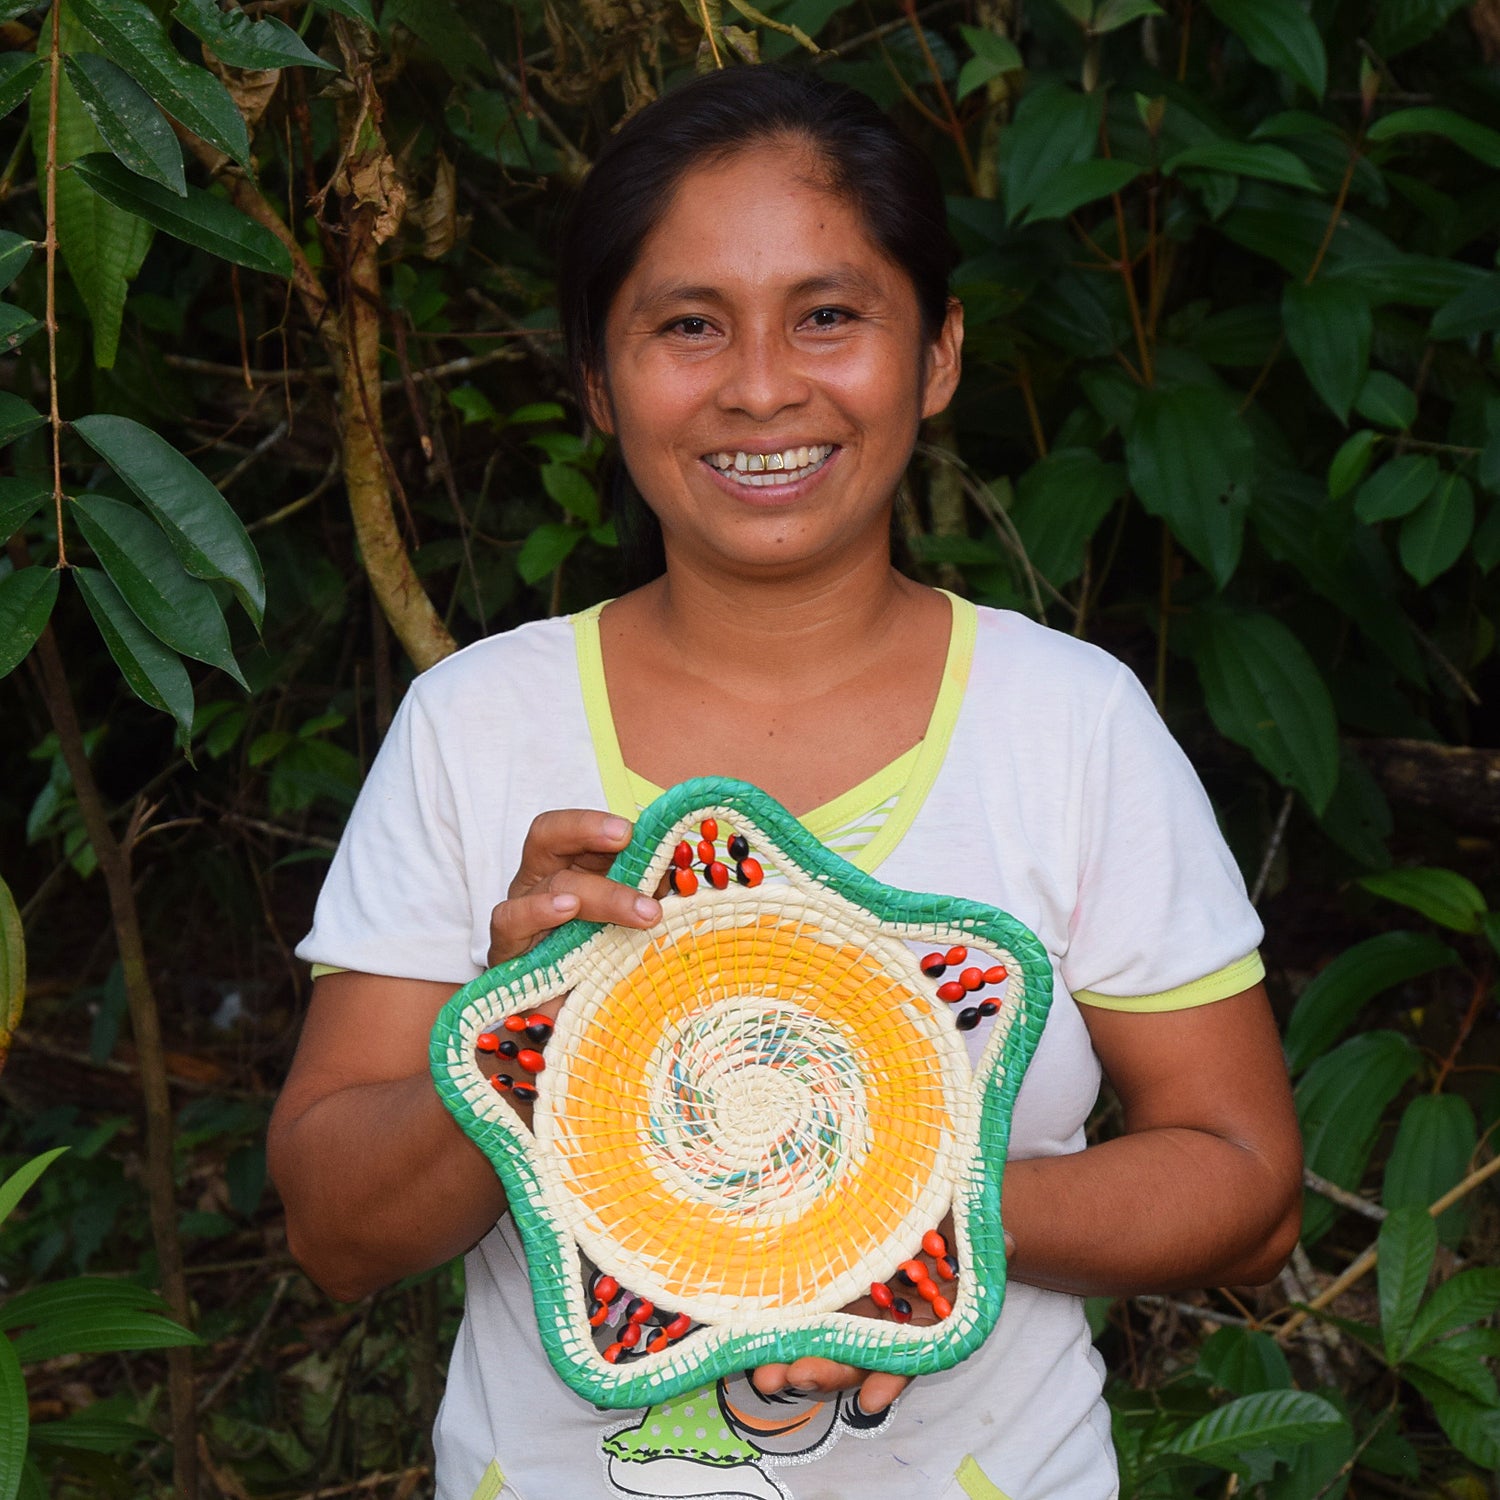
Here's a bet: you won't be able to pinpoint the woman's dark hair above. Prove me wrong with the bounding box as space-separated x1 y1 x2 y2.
557 66 958 585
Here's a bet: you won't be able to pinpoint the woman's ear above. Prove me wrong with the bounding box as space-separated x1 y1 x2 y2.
584 362 615 436
919 297 964 420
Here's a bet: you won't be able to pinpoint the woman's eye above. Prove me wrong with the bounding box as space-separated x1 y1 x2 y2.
806 307 852 329
667 316 712 337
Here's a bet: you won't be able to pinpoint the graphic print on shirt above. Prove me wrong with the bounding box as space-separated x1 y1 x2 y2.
601 1373 894 1499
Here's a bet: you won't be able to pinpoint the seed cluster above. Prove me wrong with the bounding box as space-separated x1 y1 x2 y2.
477 1011 554 1104
667 817 764 896
921 945 1008 1032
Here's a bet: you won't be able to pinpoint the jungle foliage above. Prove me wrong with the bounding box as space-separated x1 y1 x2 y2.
1 0 1498 1495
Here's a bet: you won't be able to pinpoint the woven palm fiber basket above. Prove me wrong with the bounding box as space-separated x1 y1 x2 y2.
430 778 1052 1407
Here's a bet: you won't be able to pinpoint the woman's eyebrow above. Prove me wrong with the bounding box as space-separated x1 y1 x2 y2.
626 266 887 320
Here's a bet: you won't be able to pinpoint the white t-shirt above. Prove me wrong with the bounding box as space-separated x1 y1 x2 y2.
297 598 1263 1500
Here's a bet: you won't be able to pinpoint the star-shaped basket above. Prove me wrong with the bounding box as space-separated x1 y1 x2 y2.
430 778 1051 1407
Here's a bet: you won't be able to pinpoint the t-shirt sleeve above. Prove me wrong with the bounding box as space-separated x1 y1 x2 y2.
294 685 479 983
1062 664 1264 1011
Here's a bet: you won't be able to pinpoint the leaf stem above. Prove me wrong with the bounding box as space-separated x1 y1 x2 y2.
1304 135 1363 286
45 0 65 567
901 0 980 194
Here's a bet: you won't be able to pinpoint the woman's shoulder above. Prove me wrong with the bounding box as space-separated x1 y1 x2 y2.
405 610 591 714
967 602 1132 702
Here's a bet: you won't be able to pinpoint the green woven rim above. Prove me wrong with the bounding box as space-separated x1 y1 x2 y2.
430 776 1052 1407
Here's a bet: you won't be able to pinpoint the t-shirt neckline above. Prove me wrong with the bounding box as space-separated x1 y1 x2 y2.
571 590 976 874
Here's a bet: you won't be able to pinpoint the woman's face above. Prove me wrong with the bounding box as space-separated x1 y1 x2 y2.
592 141 962 581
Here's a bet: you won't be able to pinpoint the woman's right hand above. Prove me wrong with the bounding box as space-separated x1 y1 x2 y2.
488 809 661 966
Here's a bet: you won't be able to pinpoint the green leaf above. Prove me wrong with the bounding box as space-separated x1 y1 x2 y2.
540 462 599 526
1296 1031 1422 1243
1354 455 1438 522
1196 1327 1293 1395
1399 473 1473 585
1191 609 1339 812
956 24 1022 100
72 413 265 627
1404 1332 1499 1403
312 0 377 23
1204 0 1327 98
0 1148 67 1229
1165 1390 1344 1469
1379 1207 1438 1362
0 567 58 678
70 494 246 687
1283 280 1372 423
1407 1268 1500 1352
0 393 43 450
1021 160 1142 224
75 568 195 737
0 303 41 355
33 40 154 369
1354 371 1417 430
1372 0 1469 58
508 402 566 425
1124 385 1253 587
1424 1386 1500 1470
0 872 21 1055
10 1309 199 1364
1090 0 1164 33
1325 253 1486 309
1360 867 1486 932
1429 273 1500 340
1367 107 1500 169
1010 447 1127 587
0 54 42 124
0 1278 175 1334
1383 1094 1477 1248
62 53 185 195
1003 81 1103 222
173 0 336 72
0 480 46 545
1163 141 1322 191
0 232 33 293
0 1326 26 1500
1284 931 1456 1074
1328 429 1377 500
71 154 292 278
70 0 250 167
517 522 582 584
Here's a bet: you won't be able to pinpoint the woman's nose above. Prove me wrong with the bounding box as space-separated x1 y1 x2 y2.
716 326 810 420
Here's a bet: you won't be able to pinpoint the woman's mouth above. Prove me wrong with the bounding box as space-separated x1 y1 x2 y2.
702 444 836 488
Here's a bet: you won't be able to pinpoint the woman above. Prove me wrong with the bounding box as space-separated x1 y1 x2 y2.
271 67 1302 1500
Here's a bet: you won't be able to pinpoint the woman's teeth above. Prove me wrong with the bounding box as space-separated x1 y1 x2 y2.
705 444 834 486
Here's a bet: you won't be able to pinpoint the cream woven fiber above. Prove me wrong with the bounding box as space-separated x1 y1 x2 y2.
534 881 974 1323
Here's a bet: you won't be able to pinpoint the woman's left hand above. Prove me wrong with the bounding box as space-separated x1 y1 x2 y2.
750 1358 909 1417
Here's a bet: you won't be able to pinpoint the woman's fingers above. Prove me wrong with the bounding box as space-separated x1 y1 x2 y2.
751 1358 909 1415
489 869 660 965
508 809 635 897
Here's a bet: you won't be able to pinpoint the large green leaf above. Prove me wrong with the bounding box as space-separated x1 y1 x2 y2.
1124 385 1253 587
0 1148 67 1229
173 0 336 72
1407 1267 1500 1353
9 1308 199 1364
0 567 58 678
72 413 265 627
1354 371 1417 431
1366 107 1500 169
1325 252 1486 308
62 53 184 195
1010 447 1127 587
1404 1332 1500 1404
540 461 599 526
0 54 42 123
1372 0 1468 57
1383 1093 1477 1248
71 154 292 279
1296 1031 1421 1243
1002 81 1103 222
0 393 44 449
75 568 196 738
1163 140 1321 191
1359 867 1486 932
955 24 1023 101
1164 1390 1344 1469
1282 280 1371 423
1022 160 1142 224
1429 273 1500 340
1378 1207 1437 1362
1 481 52 546
1203 0 1327 98
32 39 154 369
1405 1375 1500 1470
516 522 582 584
1189 609 1339 813
0 1277 174 1334
69 494 246 686
0 232 33 293
0 1326 25 1500
1196 1327 1293 1395
1399 474 1473 585
70 0 250 167
1354 455 1438 523
1283 931 1457 1074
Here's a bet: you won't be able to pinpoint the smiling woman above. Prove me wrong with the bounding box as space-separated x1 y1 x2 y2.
269 65 1301 1500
